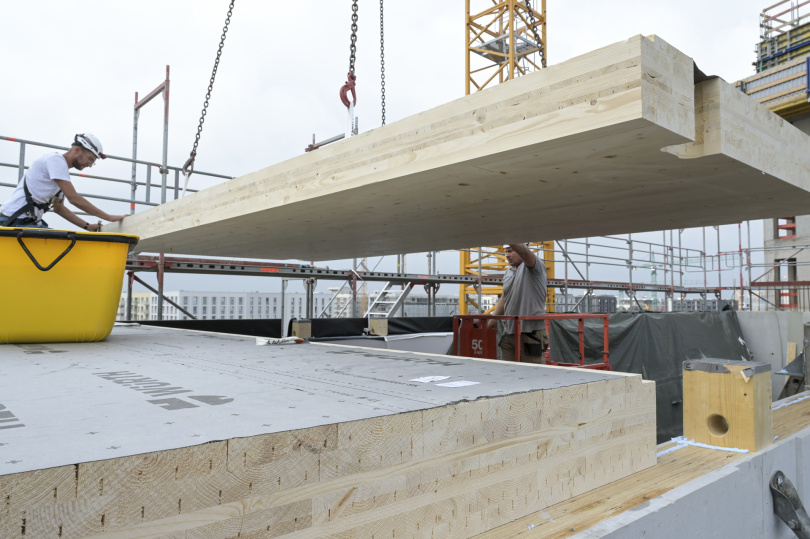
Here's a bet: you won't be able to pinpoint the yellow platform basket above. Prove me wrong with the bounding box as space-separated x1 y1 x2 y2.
0 227 139 344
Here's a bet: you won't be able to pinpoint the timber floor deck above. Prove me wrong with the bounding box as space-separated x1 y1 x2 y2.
0 325 656 538
478 392 810 538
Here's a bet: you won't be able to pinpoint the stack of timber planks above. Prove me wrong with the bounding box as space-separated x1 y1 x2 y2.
0 370 655 538
108 34 810 261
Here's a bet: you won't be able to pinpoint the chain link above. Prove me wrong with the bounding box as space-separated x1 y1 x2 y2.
380 0 386 126
349 0 359 74
183 0 235 177
524 0 546 68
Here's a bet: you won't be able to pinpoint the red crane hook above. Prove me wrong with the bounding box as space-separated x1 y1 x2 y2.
339 71 357 109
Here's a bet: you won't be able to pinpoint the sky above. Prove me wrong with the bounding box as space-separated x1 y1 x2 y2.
0 1 777 296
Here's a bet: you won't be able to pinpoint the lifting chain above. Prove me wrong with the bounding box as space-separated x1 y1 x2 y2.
379 0 386 126
349 0 359 75
340 0 360 109
524 0 547 68
182 0 236 179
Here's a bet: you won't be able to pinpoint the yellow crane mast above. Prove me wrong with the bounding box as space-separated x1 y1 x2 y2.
460 0 554 315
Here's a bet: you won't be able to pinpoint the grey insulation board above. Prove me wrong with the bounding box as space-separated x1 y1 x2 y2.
0 324 624 476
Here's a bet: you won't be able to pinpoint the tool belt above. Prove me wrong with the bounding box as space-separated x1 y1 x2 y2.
523 330 549 356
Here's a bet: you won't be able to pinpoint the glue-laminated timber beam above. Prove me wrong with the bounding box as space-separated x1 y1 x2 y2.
108 35 810 262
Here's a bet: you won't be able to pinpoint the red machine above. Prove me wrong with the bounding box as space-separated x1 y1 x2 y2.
453 313 611 370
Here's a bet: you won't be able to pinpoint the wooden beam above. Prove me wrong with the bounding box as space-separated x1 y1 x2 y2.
107 35 810 261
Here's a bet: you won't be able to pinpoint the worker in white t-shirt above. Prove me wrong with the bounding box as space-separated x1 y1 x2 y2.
0 133 127 231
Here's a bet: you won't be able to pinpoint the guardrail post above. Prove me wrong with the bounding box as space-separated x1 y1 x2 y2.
17 142 25 181
126 271 134 321
157 253 165 321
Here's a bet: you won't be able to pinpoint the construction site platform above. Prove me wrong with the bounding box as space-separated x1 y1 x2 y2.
0 324 656 538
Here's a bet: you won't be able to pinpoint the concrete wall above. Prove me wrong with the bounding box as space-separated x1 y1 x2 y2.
764 114 810 286
573 409 810 539
737 311 806 398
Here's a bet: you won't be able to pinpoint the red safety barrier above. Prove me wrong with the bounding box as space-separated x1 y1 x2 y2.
452 313 610 370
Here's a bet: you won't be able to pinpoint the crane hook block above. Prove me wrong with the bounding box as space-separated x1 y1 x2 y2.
181 154 196 178
340 71 357 109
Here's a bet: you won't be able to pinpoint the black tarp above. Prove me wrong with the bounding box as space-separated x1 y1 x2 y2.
547 311 751 443
288 318 368 338
386 317 454 335
137 319 282 338
289 317 454 338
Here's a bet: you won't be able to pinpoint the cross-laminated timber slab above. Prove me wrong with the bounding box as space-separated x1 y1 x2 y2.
0 325 656 538
477 393 810 538
108 35 810 261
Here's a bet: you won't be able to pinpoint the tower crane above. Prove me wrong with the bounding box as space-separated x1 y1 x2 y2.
460 1 553 315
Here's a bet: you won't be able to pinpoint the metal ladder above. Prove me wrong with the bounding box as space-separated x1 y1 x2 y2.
365 282 414 318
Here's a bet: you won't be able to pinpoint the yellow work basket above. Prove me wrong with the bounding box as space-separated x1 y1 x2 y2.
0 227 139 343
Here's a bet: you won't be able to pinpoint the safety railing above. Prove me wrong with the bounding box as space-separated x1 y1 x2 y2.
453 313 610 369
0 135 232 213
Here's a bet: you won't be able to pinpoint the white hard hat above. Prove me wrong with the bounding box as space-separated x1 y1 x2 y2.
74 133 106 159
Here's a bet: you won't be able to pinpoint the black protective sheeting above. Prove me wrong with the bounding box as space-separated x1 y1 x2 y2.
309 335 385 343
137 319 282 338
292 318 368 338
386 317 454 335
547 311 751 443
290 317 453 338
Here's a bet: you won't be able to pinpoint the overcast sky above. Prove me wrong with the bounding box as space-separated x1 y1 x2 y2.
0 1 776 295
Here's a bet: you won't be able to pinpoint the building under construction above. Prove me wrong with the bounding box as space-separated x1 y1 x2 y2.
3 2 810 538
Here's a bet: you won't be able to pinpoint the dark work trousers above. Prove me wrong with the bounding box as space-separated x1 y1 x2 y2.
499 328 549 364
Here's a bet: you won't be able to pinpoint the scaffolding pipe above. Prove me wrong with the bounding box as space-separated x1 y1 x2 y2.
748 221 755 310
126 271 134 320
716 226 722 295
678 229 683 289
17 142 25 182
281 279 287 336
564 239 569 311
628 233 634 302
739 222 745 310
703 227 708 300
157 253 165 320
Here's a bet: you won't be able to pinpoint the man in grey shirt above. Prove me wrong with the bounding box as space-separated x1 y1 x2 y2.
487 243 550 363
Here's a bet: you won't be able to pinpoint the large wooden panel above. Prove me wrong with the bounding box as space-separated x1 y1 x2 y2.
0 326 656 538
106 34 810 261
0 380 655 539
476 392 810 538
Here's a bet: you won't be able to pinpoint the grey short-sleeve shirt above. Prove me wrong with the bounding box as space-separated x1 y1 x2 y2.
502 253 547 333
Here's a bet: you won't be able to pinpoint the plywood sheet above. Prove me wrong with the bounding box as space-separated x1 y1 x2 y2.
0 325 656 538
107 35 810 261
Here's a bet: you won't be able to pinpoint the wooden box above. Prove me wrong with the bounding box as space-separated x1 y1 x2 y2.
683 358 772 451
